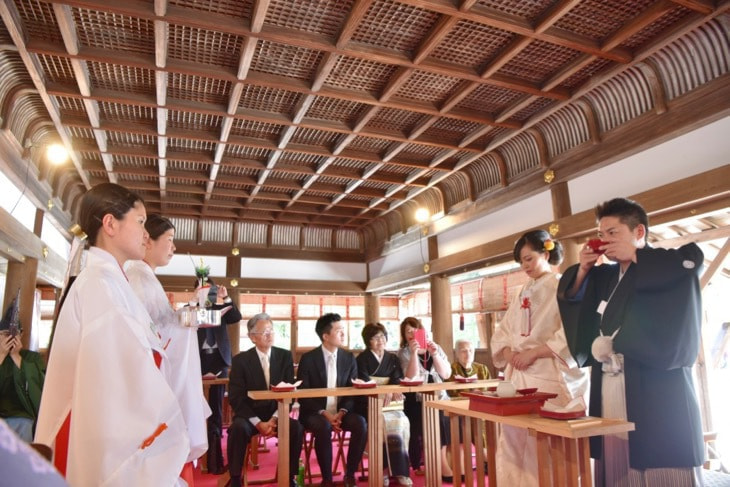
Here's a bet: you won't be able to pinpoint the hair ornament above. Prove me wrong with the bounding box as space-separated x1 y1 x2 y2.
544 239 555 251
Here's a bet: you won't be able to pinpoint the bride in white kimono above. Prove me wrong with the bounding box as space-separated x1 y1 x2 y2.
35 183 190 487
491 230 588 487
127 214 211 485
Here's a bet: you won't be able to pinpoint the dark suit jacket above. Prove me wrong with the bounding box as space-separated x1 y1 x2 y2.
229 346 295 421
197 300 242 367
297 345 358 420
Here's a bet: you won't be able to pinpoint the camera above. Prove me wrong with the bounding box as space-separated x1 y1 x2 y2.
8 323 19 338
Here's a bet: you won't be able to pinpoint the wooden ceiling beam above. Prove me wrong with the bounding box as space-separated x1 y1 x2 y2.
157 274 367 294
52 82 490 154
668 0 715 15
32 39 522 130
398 0 632 62
35 0 571 100
533 0 582 34
602 1 677 52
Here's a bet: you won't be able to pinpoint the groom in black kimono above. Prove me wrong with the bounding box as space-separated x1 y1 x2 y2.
557 197 704 485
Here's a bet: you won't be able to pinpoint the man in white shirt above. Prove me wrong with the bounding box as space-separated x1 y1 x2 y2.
227 313 303 487
297 313 367 487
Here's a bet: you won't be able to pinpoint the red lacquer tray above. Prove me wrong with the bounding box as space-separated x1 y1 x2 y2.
539 408 586 420
462 391 558 416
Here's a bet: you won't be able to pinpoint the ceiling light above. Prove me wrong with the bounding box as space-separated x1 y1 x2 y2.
46 144 69 165
415 207 430 223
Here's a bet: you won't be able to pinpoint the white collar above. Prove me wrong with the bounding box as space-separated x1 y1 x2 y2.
323 348 337 361
256 348 271 361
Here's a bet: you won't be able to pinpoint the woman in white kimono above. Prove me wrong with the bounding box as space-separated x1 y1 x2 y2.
491 230 588 487
127 214 210 486
35 183 190 487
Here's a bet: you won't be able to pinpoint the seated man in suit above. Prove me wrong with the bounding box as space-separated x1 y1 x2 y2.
227 313 303 487
297 313 367 487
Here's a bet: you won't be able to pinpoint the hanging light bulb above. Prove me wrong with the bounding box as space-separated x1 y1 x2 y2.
46 144 69 165
415 207 430 223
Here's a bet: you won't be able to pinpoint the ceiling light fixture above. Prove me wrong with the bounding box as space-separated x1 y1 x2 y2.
46 144 69 165
415 207 430 224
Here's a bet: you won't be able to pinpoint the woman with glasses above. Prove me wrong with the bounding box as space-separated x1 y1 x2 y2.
355 323 412 486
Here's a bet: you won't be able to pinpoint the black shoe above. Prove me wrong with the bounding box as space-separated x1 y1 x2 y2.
442 476 453 483
343 477 357 487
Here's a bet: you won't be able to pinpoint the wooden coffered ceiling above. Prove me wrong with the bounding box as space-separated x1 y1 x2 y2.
1 0 729 258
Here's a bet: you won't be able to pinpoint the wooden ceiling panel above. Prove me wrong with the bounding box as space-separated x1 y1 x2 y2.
0 0 727 252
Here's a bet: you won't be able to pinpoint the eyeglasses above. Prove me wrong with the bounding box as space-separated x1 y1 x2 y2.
251 329 275 337
370 334 387 341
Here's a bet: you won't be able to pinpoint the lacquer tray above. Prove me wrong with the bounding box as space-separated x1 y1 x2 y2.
462 391 558 416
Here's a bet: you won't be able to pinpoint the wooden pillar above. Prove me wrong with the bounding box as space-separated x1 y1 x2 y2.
551 182 581 269
429 274 453 353
364 292 380 326
3 259 39 351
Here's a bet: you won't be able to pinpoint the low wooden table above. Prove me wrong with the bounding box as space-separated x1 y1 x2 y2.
425 399 635 487
249 380 498 487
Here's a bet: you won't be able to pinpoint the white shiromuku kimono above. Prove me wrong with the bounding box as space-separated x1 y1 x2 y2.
491 271 588 487
35 247 190 487
127 260 211 462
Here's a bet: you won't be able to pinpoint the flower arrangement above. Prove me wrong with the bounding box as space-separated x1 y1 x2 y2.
543 239 555 252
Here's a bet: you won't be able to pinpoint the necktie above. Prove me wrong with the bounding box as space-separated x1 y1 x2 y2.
205 328 216 347
262 354 270 388
325 353 337 414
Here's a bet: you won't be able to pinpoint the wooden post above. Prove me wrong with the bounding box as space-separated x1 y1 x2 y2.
430 274 453 352
364 292 379 326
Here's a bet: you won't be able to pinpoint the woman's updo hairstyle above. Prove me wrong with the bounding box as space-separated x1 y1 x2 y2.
79 183 143 246
513 229 563 266
145 214 175 240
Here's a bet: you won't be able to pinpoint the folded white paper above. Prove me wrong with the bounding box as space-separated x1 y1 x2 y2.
273 380 302 388
351 378 376 385
541 397 585 413
402 376 424 382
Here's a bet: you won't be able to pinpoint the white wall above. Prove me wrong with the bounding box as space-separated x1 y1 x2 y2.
569 117 730 214
241 257 367 281
368 240 426 279
437 191 554 257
